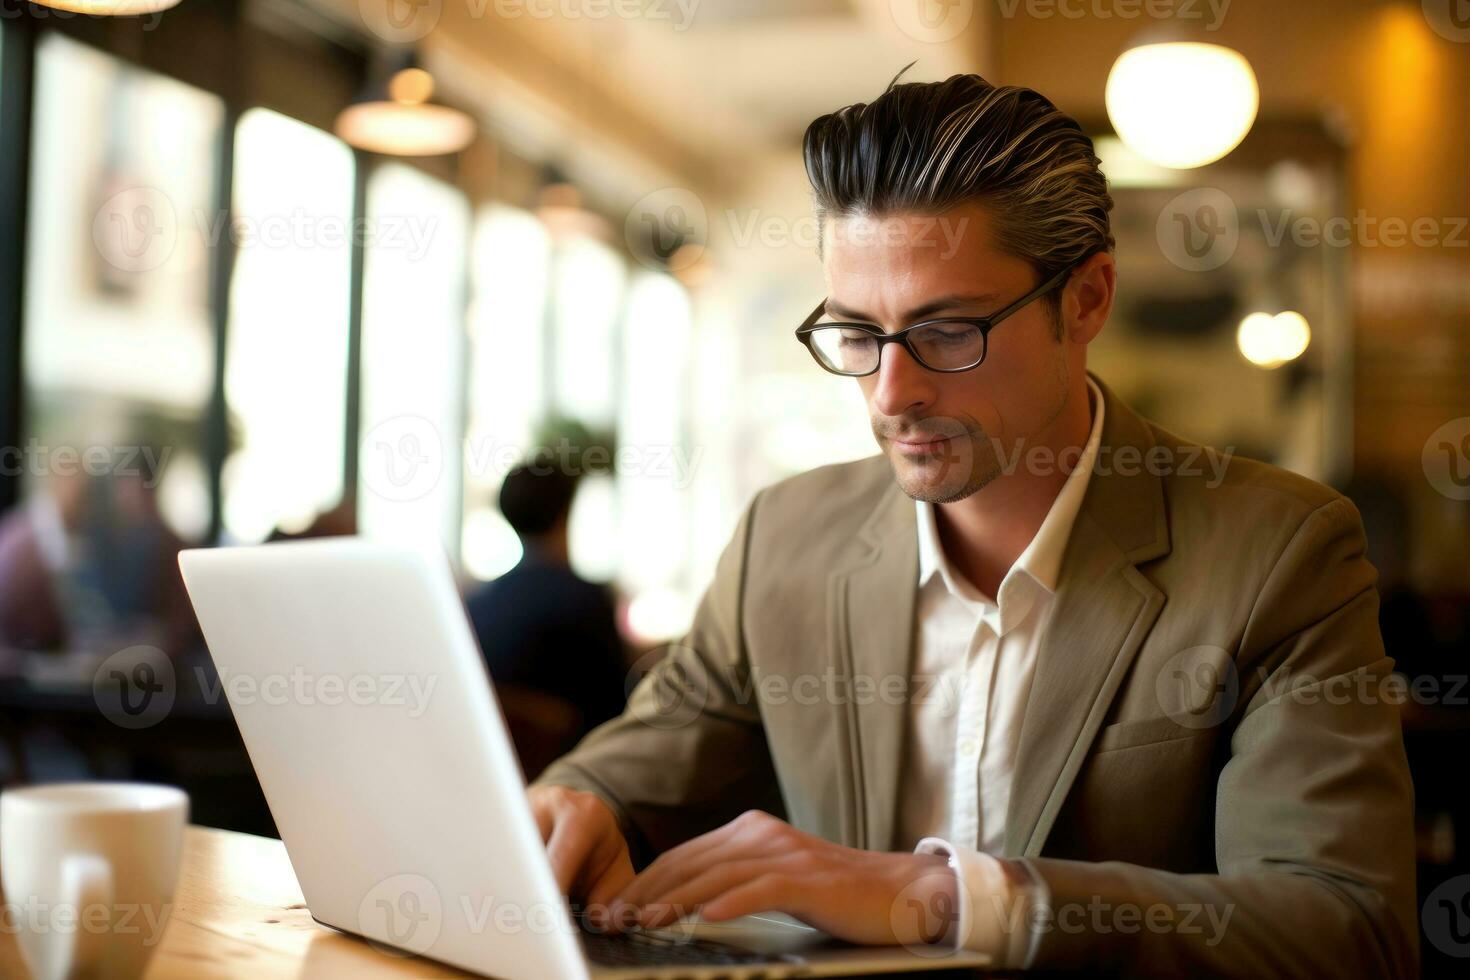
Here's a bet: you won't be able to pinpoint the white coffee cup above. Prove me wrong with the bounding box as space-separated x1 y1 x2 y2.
1 782 187 980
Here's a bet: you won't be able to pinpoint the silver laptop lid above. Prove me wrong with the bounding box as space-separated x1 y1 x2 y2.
179 538 588 980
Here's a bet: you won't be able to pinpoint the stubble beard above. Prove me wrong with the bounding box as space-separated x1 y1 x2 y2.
882 358 1073 504
886 427 1004 504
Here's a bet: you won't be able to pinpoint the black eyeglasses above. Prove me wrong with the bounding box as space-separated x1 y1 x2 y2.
794 265 1074 377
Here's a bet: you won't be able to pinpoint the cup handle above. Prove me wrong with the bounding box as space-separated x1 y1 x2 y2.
58 853 113 978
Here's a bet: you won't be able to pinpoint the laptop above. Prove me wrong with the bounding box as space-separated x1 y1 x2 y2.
178 538 990 979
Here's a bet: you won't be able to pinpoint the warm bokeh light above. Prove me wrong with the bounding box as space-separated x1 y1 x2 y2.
1237 311 1311 369
334 101 475 157
1360 6 1446 219
1106 42 1259 169
28 0 180 14
387 67 435 105
1092 135 1189 189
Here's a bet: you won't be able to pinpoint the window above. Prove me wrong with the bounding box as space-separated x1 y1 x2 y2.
12 32 710 656
550 236 625 583
618 271 695 637
461 204 552 579
13 33 223 654
221 108 355 543
356 163 470 553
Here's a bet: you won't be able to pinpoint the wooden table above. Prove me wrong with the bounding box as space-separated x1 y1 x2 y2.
1 827 992 979
1 826 474 978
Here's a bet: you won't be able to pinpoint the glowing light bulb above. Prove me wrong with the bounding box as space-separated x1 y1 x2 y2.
1237 311 1311 368
1106 42 1259 169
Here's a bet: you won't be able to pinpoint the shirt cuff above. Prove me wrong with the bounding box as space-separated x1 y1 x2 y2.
913 837 1045 969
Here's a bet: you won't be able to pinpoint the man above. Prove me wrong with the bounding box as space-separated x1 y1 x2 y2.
529 73 1418 976
468 459 627 742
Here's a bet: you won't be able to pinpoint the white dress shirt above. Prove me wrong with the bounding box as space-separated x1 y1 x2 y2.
899 376 1105 966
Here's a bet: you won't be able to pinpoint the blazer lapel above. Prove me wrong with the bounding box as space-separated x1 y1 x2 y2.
828 482 918 852
1003 374 1171 857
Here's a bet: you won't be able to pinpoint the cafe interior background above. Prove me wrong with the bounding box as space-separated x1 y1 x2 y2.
0 0 1466 972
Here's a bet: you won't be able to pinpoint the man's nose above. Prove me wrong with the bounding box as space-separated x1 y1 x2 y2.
869 342 935 419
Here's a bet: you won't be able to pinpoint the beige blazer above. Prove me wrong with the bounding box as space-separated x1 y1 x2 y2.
537 372 1418 977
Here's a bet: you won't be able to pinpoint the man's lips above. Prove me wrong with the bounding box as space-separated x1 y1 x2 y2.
890 435 953 453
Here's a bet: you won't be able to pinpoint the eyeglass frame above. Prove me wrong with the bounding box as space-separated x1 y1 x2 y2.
794 263 1076 377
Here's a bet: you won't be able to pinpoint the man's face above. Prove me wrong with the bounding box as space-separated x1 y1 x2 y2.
820 203 1074 503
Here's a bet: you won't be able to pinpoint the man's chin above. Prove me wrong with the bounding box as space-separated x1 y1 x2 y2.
885 447 989 504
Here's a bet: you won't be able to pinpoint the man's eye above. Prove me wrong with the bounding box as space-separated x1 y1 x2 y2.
927 328 976 344
837 330 876 344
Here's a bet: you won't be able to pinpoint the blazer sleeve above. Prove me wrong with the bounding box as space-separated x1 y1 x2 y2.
1012 495 1419 978
531 491 783 866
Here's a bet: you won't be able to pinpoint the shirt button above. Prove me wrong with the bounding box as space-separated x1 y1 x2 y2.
959 737 978 757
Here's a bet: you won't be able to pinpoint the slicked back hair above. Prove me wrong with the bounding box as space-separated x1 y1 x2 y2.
803 70 1115 333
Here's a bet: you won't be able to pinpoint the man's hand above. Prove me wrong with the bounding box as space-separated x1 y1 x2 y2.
606 810 960 947
529 785 635 910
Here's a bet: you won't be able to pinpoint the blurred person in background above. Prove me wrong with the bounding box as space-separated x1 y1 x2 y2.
0 456 196 659
0 468 85 653
467 456 628 773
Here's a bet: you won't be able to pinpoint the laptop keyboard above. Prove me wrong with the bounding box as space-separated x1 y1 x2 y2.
578 916 803 969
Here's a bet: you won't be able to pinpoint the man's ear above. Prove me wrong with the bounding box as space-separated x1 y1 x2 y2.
1064 251 1115 346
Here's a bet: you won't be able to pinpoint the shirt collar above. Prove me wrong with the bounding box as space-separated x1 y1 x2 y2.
916 375 1105 622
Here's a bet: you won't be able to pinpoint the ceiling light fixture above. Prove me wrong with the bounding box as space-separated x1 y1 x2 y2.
1106 36 1259 170
29 0 181 14
335 50 476 157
